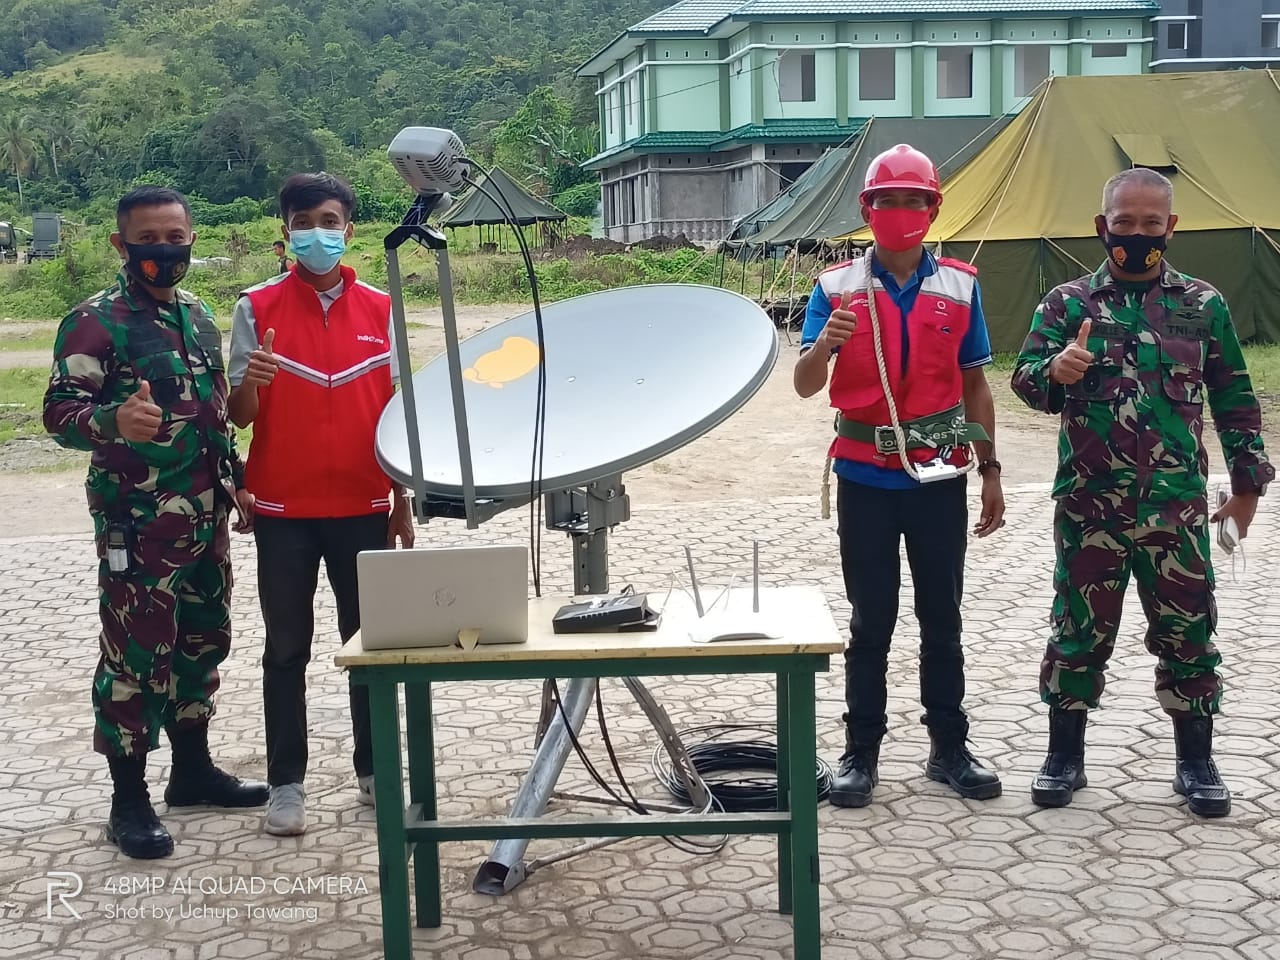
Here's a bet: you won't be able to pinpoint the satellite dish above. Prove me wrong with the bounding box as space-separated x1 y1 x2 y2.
375 284 778 500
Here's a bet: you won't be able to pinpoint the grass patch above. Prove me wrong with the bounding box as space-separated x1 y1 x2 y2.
0 367 48 444
0 330 55 352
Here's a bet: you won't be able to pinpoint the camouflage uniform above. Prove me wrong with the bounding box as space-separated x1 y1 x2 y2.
44 271 244 758
1012 261 1273 716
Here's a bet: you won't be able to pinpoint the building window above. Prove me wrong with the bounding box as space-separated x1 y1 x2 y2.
858 47 896 100
625 80 634 125
1264 20 1280 49
606 93 613 134
937 46 973 99
779 51 816 102
1091 43 1127 58
1014 45 1050 98
1167 22 1188 51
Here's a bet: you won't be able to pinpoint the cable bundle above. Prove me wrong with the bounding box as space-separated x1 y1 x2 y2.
652 724 834 812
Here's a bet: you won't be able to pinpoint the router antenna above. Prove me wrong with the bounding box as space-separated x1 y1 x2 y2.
752 540 759 613
684 545 705 618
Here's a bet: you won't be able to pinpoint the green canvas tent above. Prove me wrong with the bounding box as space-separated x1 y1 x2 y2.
835 71 1280 350
439 166 568 231
726 116 1009 250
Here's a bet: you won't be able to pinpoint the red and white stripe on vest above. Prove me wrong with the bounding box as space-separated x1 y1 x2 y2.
242 266 394 518
820 256 976 471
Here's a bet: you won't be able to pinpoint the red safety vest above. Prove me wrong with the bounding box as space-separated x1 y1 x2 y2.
820 256 976 471
242 266 395 518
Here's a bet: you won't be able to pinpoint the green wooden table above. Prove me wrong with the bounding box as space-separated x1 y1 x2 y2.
336 585 843 960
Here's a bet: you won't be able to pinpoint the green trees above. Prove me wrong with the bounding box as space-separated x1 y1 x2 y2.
0 0 641 218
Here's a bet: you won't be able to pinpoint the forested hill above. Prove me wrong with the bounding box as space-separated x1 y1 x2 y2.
0 0 663 218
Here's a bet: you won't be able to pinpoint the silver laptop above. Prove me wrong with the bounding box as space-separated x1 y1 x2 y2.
356 545 529 650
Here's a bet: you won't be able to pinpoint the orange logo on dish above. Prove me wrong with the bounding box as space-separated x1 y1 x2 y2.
463 336 540 388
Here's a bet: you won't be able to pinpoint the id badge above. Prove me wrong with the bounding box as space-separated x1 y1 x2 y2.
105 520 134 574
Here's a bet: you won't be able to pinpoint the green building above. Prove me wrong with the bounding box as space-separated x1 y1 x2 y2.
577 0 1158 243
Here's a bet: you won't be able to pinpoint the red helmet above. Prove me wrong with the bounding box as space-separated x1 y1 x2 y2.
859 144 942 206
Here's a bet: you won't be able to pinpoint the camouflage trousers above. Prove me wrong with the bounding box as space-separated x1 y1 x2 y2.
1041 497 1220 716
92 516 232 757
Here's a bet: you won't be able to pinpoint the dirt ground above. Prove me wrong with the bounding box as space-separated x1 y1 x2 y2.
1 302 1248 539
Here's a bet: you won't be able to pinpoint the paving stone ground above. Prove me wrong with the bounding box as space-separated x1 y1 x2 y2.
2 478 1278 960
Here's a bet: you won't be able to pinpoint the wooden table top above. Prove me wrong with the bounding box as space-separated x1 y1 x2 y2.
335 585 843 668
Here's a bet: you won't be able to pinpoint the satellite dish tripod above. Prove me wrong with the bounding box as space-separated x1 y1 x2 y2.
383 205 712 895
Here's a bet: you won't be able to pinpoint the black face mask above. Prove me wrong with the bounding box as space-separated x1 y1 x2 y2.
123 241 192 289
1101 231 1167 275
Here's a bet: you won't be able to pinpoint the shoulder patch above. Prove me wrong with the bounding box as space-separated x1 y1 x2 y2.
936 256 978 276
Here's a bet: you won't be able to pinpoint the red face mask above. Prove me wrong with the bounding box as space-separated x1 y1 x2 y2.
867 207 932 252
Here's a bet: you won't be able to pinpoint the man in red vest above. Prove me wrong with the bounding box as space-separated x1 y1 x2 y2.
794 144 1005 807
227 172 415 836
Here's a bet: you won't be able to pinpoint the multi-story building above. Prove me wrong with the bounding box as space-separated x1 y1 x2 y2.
1150 0 1280 70
578 0 1158 243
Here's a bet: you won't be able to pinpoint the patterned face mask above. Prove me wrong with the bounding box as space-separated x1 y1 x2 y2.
1101 230 1167 273
123 242 192 288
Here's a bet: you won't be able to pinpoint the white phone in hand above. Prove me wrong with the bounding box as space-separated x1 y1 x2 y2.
1216 489 1239 554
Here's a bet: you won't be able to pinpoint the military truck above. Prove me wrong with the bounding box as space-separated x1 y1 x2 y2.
25 212 62 262
0 221 17 263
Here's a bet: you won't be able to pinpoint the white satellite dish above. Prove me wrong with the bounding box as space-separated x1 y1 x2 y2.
375 283 778 500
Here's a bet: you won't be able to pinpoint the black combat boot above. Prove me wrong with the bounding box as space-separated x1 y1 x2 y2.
1031 708 1088 808
830 724 880 808
1172 715 1231 818
106 754 174 859
163 725 270 808
925 730 1002 800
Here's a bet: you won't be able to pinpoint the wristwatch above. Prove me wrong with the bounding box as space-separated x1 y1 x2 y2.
977 458 1002 477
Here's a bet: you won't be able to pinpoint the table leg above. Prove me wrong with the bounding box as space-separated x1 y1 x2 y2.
787 669 821 960
405 682 440 928
369 679 413 960
776 671 793 916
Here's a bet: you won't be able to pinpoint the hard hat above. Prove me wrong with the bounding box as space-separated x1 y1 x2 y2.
860 144 942 206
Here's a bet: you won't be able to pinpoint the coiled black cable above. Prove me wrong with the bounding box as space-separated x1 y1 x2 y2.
652 724 834 811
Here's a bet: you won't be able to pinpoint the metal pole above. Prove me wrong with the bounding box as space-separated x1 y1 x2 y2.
436 248 479 529
472 677 599 894
385 246 428 519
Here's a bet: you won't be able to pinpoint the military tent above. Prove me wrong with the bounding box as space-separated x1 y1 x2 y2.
726 115 1010 251
439 166 568 247
835 71 1280 350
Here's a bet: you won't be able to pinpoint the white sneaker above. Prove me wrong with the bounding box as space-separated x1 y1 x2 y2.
356 775 375 808
264 783 307 836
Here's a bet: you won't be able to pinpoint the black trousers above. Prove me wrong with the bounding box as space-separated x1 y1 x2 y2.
836 475 969 749
255 513 388 786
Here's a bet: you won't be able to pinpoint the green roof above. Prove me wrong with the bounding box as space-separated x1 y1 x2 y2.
583 119 867 169
632 0 1157 33
580 0 1156 75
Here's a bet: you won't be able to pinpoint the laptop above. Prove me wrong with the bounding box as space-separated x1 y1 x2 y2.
356 545 530 650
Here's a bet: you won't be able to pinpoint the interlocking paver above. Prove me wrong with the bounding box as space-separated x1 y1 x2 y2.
1 478 1276 958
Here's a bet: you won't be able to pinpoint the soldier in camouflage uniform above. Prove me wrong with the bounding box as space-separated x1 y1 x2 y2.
43 187 269 859
1012 168 1273 818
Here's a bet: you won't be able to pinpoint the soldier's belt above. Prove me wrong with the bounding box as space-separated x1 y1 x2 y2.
837 403 990 455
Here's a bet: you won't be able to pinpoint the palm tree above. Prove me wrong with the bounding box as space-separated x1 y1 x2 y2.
40 113 80 180
0 113 39 207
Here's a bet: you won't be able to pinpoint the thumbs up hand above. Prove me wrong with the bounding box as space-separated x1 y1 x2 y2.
117 379 163 443
1049 319 1095 385
243 327 279 388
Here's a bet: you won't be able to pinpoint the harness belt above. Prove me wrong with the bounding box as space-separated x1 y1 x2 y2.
835 403 990 455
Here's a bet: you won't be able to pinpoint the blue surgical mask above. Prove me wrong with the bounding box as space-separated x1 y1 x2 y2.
288 227 346 273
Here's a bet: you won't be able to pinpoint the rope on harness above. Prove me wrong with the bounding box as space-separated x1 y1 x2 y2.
863 257 975 485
